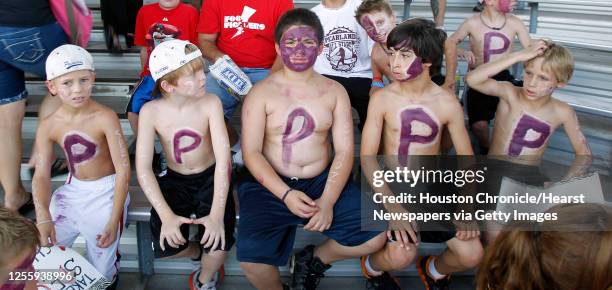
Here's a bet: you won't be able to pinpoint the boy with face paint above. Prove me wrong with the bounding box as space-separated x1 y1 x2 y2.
444 0 531 155
466 40 592 162
238 9 386 290
32 45 130 289
360 20 483 290
136 40 234 290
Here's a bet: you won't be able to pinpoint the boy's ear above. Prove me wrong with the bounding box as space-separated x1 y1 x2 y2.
45 80 57 96
275 43 281 56
160 80 173 93
317 43 324 56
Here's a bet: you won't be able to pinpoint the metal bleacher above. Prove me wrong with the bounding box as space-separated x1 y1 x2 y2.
19 0 612 288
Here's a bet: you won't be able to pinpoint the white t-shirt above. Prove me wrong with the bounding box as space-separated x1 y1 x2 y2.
312 0 374 79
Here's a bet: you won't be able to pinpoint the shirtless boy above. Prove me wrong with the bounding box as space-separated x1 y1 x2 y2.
136 40 234 290
360 19 483 290
444 0 531 154
466 40 592 163
32 45 130 289
237 8 386 290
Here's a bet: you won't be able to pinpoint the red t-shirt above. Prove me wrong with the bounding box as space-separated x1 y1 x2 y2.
197 0 293 68
134 3 199 76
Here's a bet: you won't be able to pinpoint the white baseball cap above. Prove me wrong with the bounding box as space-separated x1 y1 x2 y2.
149 39 203 81
45 44 94 80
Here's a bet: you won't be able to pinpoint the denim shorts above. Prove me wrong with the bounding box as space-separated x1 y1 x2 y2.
206 67 269 118
0 22 68 105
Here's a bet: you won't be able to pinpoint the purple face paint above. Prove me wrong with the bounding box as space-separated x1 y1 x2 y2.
173 129 202 164
483 31 510 63
403 57 424 81
398 108 440 164
508 114 551 156
280 27 319 72
63 134 97 173
282 108 315 167
498 0 513 13
361 16 379 42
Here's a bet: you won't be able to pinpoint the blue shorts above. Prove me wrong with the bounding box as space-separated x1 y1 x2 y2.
206 67 269 118
126 75 157 114
0 22 68 105
236 168 382 266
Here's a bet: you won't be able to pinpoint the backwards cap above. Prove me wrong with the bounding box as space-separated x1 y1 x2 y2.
149 39 202 81
45 44 94 80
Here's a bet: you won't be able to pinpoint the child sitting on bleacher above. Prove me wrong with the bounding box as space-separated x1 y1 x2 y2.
444 0 532 154
126 0 199 136
32 44 130 289
135 39 234 290
0 206 39 290
359 19 482 290
465 40 592 160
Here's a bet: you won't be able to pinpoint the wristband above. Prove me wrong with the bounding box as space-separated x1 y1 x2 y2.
372 81 385 88
37 219 54 226
282 188 294 202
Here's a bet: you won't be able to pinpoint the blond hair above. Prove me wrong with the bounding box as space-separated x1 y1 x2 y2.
0 207 40 266
152 43 205 98
525 40 574 84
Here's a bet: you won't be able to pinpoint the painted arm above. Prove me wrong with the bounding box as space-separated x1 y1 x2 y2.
369 60 385 96
98 111 131 247
208 97 232 218
446 97 474 155
32 121 56 246
466 40 547 100
561 105 592 180
514 17 532 49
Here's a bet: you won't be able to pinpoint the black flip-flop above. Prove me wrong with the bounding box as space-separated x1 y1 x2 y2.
18 192 35 215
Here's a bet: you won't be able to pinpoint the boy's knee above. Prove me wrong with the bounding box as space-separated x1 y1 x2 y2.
240 262 262 276
384 242 417 269
361 233 388 253
454 241 484 268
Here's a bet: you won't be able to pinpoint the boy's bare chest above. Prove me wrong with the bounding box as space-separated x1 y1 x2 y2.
266 102 334 136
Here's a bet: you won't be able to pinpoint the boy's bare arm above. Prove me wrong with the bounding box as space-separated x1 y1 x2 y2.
444 21 470 90
135 105 174 219
321 88 354 206
32 121 55 222
466 40 547 100
102 111 131 228
445 97 474 155
207 96 232 218
562 105 592 156
512 16 532 49
32 121 57 245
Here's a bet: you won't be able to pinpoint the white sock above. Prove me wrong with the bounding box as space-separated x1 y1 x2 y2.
428 256 447 280
365 255 383 277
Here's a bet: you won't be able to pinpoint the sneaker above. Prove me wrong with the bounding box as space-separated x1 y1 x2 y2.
416 256 451 290
360 256 401 290
189 269 217 290
289 245 331 290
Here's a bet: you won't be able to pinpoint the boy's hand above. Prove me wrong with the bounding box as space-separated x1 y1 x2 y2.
453 220 480 241
303 198 333 232
193 215 226 252
283 190 319 219
520 40 548 61
96 221 118 248
442 79 456 92
37 222 57 246
387 206 419 250
459 50 476 66
160 214 193 251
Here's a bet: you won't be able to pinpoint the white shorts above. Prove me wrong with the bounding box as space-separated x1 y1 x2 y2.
49 174 130 281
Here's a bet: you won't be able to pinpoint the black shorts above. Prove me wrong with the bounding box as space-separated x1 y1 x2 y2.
467 70 515 125
150 165 236 258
